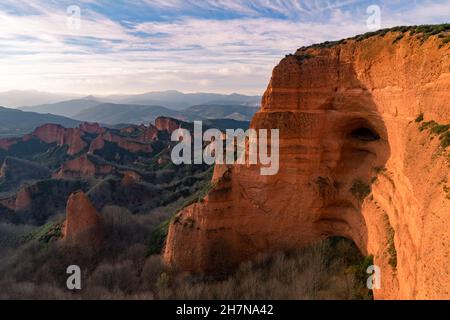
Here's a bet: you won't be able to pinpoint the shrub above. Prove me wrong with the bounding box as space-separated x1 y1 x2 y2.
440 131 450 148
350 179 371 201
415 113 424 123
431 124 450 135
417 119 450 149
156 237 368 300
147 219 170 256
384 215 397 269
347 255 374 300
392 34 404 44
419 120 438 131
22 217 64 244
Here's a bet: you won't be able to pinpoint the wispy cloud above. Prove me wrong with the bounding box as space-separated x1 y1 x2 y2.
0 0 448 95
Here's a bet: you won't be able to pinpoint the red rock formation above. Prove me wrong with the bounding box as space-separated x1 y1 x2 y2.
89 131 152 154
139 124 159 142
164 32 450 299
27 123 66 144
155 116 182 133
122 170 142 186
14 186 32 211
0 138 20 151
64 128 88 155
64 191 101 241
79 122 105 134
24 124 87 155
120 124 158 142
55 154 115 179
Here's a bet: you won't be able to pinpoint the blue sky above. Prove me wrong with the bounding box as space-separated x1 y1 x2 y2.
0 0 448 95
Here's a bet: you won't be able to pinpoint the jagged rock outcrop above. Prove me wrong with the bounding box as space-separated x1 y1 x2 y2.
54 154 116 179
89 131 152 154
122 170 142 186
79 122 106 135
120 124 159 142
155 116 183 133
25 124 87 155
63 191 102 242
14 186 32 211
164 30 450 299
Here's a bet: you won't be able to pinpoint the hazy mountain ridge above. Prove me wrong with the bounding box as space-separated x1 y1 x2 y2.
0 106 81 137
72 102 258 124
0 90 81 108
19 99 101 117
99 90 261 110
11 90 261 113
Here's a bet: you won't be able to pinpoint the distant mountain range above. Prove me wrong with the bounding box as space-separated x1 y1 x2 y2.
20 99 101 118
0 90 81 108
73 103 259 125
0 102 255 137
99 90 261 110
0 106 81 137
0 90 260 137
2 90 260 111
73 103 181 125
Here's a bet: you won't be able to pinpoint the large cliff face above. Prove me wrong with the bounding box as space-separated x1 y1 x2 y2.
164 31 450 299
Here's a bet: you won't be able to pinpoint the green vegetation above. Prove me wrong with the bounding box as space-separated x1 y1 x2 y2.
299 24 450 51
431 124 450 135
0 107 81 138
0 235 371 299
147 219 170 256
180 180 216 209
23 218 64 244
419 120 438 131
443 184 450 200
392 34 404 44
146 168 214 256
415 113 424 123
350 179 372 201
347 254 374 300
286 53 313 62
440 131 450 149
374 166 387 174
384 214 397 269
417 116 450 149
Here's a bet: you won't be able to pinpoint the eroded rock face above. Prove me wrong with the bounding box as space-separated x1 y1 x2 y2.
122 170 142 186
89 131 152 154
64 191 101 242
164 32 450 299
14 186 32 211
55 154 116 179
26 124 87 155
0 138 20 151
155 116 183 133
79 122 106 135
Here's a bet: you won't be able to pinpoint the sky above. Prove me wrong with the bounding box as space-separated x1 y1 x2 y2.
0 0 448 95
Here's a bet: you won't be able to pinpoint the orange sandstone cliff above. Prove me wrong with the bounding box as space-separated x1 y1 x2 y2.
164 31 450 299
63 191 102 242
